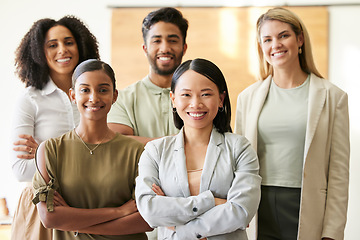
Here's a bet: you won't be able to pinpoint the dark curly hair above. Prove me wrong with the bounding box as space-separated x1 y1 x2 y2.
15 15 100 90
171 58 232 134
142 7 188 45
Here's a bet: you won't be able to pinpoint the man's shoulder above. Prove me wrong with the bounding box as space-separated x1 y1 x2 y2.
118 77 151 97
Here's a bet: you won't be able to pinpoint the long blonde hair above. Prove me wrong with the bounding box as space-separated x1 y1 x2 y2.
256 7 323 80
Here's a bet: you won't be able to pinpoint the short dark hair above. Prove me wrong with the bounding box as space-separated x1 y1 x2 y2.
72 59 116 91
15 15 100 90
142 7 188 45
171 58 232 134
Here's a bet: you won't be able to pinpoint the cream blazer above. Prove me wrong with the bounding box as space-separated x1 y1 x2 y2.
135 127 262 240
235 74 350 240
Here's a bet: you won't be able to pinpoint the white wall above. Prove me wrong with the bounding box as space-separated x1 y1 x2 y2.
328 6 360 239
0 1 359 239
0 0 113 219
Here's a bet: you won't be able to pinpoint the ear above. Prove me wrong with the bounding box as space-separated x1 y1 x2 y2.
170 91 176 108
182 43 188 56
219 91 226 107
142 44 148 56
297 32 304 47
112 89 118 104
69 88 76 103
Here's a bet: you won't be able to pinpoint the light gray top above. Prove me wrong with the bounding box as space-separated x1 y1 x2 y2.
135 127 261 240
257 75 310 188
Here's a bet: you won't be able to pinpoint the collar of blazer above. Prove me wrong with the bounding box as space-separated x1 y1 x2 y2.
304 73 326 159
172 127 224 196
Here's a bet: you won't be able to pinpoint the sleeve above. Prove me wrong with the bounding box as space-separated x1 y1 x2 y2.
107 90 134 129
322 92 350 240
175 137 262 239
135 141 216 228
32 139 60 212
10 92 37 182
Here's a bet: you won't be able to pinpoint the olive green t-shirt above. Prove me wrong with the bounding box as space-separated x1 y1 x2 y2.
33 130 147 240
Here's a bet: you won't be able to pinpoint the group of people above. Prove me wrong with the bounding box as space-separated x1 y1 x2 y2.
10 6 349 240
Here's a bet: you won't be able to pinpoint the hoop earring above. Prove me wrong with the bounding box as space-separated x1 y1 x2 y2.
218 106 224 112
298 47 302 54
172 108 177 113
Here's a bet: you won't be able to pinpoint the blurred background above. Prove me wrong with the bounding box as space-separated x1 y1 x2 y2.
0 0 359 239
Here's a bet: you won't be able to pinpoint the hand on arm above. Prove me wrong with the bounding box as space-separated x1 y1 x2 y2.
151 184 211 239
13 134 38 159
108 123 156 145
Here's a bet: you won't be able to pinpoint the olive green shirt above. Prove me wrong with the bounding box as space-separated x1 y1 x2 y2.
33 130 146 240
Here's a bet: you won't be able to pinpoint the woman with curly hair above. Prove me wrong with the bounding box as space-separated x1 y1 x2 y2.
10 15 100 240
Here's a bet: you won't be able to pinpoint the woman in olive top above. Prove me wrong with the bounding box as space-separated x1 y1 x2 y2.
33 59 152 240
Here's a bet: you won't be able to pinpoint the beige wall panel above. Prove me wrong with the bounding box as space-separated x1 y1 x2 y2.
111 7 328 128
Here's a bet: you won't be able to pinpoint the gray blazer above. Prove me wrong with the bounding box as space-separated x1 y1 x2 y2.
235 74 350 240
135 127 261 240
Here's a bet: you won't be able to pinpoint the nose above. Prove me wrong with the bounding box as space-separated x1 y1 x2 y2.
190 96 203 108
58 43 68 54
89 91 99 103
159 41 171 53
272 38 282 50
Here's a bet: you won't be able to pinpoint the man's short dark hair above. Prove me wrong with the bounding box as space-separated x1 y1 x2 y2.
142 7 188 45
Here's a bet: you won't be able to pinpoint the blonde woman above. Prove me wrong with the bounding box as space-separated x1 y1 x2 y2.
235 7 350 240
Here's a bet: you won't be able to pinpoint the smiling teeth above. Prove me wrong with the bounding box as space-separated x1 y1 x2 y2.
88 107 100 110
273 52 285 57
57 58 70 63
159 57 171 61
189 112 205 117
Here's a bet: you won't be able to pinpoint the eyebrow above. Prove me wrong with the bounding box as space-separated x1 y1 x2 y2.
179 88 215 92
78 83 111 87
151 34 180 39
46 36 74 44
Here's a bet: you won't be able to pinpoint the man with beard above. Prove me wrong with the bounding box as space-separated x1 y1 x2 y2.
108 7 188 144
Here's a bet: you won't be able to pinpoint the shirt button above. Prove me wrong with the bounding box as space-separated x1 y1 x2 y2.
192 207 198 212
196 234 202 238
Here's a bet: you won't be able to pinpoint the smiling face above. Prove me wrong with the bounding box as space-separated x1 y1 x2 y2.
143 21 187 76
170 70 224 132
259 20 303 71
70 70 118 122
44 25 79 80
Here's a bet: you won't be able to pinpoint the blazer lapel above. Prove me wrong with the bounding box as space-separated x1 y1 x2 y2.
200 128 222 192
246 77 271 150
304 74 326 160
173 129 191 197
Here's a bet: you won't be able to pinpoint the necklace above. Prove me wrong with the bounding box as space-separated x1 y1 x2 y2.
75 129 109 155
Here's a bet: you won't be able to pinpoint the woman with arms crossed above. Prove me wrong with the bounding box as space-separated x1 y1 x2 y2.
33 59 152 240
235 8 350 240
135 58 261 240
10 16 99 240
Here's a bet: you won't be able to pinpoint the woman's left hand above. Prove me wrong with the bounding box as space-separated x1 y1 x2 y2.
13 134 38 159
53 191 69 207
152 183 165 196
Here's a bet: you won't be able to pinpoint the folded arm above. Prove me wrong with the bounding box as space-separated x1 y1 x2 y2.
35 142 151 234
135 143 215 227
175 139 262 239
